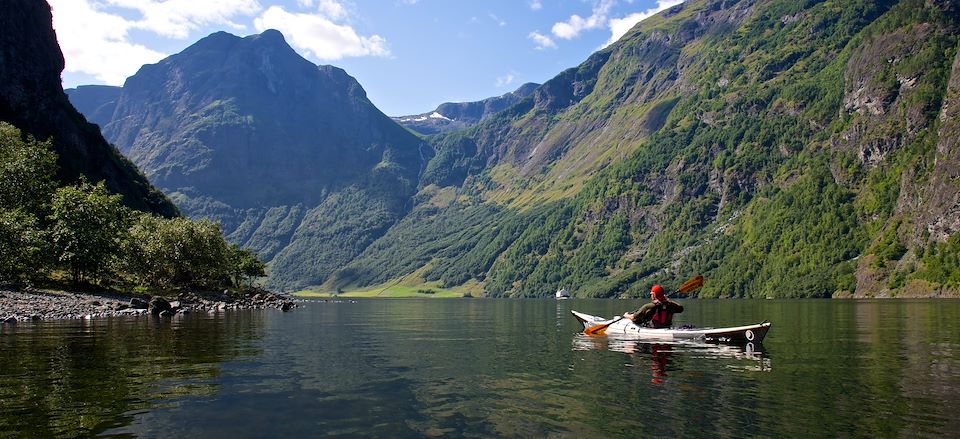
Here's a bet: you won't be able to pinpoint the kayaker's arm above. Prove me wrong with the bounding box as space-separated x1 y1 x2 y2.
669 301 684 313
624 303 655 325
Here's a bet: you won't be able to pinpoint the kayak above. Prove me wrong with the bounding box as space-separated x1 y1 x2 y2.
571 310 771 344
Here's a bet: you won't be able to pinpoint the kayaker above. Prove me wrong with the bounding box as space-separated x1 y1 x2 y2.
622 285 684 328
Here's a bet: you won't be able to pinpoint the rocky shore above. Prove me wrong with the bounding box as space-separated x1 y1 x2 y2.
0 288 297 323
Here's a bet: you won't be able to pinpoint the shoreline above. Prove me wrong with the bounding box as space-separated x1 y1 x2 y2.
1 288 297 323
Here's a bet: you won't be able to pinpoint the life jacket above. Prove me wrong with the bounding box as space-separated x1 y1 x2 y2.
650 303 673 328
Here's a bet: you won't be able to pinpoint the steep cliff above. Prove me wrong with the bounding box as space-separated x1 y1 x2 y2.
0 0 176 217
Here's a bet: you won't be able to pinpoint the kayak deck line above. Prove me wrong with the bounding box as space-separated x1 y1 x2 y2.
571 310 771 345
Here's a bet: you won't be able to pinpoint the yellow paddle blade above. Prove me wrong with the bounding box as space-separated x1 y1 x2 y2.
677 275 704 294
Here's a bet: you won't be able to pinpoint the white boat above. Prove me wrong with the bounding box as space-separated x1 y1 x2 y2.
555 288 570 299
571 310 771 344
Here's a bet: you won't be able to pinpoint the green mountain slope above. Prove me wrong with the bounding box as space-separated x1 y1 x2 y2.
333 0 960 298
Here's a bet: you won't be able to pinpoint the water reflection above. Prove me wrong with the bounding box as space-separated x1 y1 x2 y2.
0 312 266 438
572 334 772 383
3 299 960 438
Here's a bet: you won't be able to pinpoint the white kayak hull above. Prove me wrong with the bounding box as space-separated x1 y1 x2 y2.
571 310 771 344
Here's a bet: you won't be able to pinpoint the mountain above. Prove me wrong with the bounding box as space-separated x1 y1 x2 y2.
326 0 960 298
64 85 121 128
68 0 960 298
82 30 428 291
393 83 539 135
0 0 176 217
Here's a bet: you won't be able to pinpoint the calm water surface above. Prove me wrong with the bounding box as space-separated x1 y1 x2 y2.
2 299 959 438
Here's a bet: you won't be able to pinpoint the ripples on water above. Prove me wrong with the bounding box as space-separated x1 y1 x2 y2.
1 299 960 437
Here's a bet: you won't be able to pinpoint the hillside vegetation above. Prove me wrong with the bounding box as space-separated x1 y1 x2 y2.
332 0 960 298
0 123 264 291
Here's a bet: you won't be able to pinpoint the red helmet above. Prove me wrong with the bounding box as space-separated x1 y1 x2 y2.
651 285 664 295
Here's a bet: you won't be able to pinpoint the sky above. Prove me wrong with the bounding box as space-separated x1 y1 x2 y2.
50 0 683 117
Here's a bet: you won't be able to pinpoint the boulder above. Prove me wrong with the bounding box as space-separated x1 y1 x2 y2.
130 297 149 309
149 297 172 315
281 302 294 312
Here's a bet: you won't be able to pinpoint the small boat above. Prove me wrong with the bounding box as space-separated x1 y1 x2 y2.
571 310 771 345
555 288 570 299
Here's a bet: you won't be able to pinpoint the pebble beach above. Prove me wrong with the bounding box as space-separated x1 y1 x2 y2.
0 288 297 323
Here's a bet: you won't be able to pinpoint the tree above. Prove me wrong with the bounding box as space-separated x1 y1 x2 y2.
49 180 130 284
0 123 57 215
0 123 57 284
231 245 266 287
124 215 263 290
0 209 48 285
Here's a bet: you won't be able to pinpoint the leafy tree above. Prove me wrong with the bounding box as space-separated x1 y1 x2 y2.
231 245 266 287
0 123 56 284
49 180 130 284
0 209 48 285
0 123 57 215
124 215 265 290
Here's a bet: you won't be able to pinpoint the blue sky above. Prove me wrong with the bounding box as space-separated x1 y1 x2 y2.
50 0 681 116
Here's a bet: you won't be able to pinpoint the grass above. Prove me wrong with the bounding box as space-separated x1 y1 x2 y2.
293 266 485 299
294 284 464 298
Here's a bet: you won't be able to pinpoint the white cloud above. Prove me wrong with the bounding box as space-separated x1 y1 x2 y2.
528 31 557 50
49 0 167 85
495 74 515 87
254 6 390 60
529 0 543 11
551 0 614 40
105 0 262 39
316 0 349 20
297 0 348 19
489 13 507 27
605 0 684 46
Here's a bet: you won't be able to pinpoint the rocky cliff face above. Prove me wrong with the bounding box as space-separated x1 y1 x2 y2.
0 0 176 217
88 30 428 291
393 83 539 135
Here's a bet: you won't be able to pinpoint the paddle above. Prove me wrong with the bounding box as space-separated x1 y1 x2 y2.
582 275 704 336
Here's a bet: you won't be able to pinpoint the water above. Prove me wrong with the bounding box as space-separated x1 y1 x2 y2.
2 299 959 438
